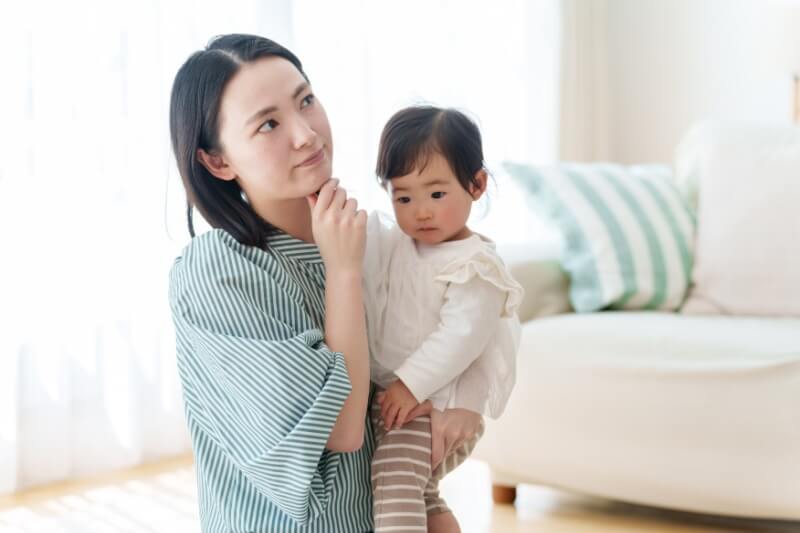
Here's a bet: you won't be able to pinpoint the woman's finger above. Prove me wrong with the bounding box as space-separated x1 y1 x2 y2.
430 409 444 470
306 195 317 211
313 178 339 212
343 197 358 216
444 429 465 460
329 184 347 211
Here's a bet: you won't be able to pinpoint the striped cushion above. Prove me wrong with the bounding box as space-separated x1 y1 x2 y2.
504 161 696 312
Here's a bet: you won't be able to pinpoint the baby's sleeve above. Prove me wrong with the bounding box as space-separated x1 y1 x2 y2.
393 278 505 404
394 248 524 406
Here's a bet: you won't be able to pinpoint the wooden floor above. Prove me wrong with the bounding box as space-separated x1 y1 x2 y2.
0 456 797 532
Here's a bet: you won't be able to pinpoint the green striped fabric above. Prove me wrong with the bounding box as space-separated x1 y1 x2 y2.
505 162 696 312
169 229 374 532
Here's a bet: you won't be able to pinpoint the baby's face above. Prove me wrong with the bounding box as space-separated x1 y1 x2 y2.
387 152 480 245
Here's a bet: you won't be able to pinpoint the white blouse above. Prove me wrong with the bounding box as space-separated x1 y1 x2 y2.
363 211 523 418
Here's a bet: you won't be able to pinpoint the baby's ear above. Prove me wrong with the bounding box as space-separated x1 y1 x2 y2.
469 169 488 200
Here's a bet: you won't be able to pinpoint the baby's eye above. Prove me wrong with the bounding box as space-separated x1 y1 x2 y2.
395 197 411 204
431 191 446 199
301 94 315 108
258 119 279 133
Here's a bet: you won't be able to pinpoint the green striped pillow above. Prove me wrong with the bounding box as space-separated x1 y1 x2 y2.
505 161 696 312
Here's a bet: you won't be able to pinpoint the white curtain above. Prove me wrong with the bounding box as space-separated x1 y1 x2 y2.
291 0 562 245
0 0 561 493
558 0 610 161
0 0 292 493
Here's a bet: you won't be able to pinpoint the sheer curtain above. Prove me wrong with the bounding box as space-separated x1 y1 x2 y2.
559 0 610 161
291 0 562 245
0 0 561 494
0 0 292 493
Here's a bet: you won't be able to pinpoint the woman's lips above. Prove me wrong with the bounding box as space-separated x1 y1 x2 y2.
297 148 324 168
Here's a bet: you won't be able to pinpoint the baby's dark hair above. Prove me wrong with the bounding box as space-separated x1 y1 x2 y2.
375 106 485 193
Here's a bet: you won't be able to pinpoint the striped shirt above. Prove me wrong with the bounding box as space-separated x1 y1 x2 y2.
169 229 374 532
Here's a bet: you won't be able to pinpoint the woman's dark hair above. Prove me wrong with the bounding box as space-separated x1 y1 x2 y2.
375 106 485 193
169 34 308 248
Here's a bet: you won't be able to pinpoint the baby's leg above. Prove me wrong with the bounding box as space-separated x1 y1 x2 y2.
370 398 433 532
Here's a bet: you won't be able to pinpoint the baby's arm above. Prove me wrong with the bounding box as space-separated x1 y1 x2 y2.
393 277 505 411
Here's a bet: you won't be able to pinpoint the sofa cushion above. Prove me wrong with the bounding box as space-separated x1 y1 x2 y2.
504 161 695 313
677 122 800 317
522 312 800 364
475 312 800 519
496 242 572 322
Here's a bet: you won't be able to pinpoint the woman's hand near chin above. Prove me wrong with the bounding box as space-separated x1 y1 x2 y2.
307 178 367 276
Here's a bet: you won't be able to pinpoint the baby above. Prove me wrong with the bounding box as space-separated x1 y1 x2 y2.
363 105 523 532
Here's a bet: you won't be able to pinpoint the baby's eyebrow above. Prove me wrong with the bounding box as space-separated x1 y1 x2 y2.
390 178 449 194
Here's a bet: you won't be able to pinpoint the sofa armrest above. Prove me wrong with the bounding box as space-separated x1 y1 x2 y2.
509 259 572 323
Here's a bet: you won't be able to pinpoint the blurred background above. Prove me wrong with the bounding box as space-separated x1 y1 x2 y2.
0 0 799 531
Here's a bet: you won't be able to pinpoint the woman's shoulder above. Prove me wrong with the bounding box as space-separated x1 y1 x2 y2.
174 228 249 267
169 229 278 299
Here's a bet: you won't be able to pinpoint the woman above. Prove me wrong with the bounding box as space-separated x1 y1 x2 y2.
168 34 483 532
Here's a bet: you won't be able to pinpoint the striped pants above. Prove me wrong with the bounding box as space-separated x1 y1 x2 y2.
370 397 484 532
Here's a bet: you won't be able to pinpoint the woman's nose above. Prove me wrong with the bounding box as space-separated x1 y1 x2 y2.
291 116 317 150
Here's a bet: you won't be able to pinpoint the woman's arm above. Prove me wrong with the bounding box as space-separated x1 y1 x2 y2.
323 269 370 451
308 180 370 452
169 231 357 524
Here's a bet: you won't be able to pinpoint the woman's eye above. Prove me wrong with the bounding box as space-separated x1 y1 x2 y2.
396 197 411 204
301 94 315 108
431 191 446 199
258 119 279 133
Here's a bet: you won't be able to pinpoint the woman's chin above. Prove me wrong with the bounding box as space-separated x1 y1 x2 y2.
306 165 333 194
307 176 333 197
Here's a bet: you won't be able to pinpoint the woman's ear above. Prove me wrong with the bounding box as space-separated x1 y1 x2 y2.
197 148 237 181
469 169 488 200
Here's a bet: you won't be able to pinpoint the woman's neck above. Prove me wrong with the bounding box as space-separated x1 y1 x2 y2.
253 197 315 243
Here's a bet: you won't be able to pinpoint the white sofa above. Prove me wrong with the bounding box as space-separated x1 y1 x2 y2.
474 125 800 521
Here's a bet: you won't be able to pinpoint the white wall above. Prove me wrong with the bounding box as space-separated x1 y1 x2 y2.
605 0 800 163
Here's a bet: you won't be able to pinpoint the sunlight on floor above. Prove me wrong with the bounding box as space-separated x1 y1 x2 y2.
1 459 797 532
0 468 199 532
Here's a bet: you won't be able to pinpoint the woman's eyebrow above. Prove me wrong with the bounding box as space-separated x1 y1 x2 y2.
245 82 310 126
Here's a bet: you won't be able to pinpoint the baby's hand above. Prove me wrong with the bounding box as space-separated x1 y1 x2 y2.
377 380 419 430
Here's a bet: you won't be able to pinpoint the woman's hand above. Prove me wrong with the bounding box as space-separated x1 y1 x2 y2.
307 178 367 275
429 408 482 470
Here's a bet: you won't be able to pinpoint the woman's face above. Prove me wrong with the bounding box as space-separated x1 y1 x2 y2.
214 56 333 202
